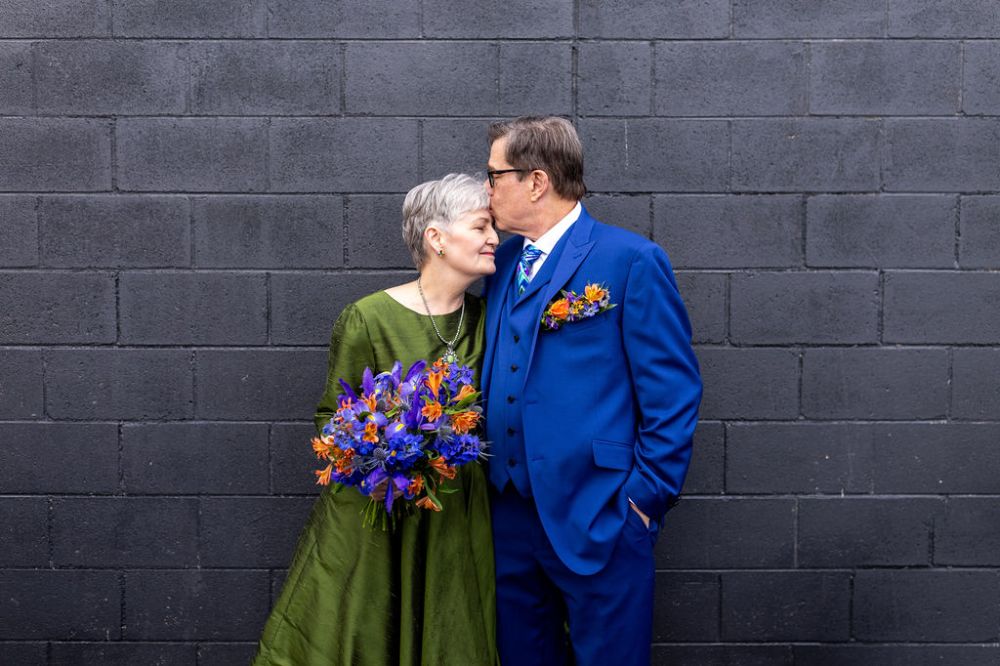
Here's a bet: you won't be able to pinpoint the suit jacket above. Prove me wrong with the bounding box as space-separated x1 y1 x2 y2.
482 205 702 575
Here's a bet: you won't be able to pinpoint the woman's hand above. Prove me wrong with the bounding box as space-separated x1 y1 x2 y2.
369 478 405 503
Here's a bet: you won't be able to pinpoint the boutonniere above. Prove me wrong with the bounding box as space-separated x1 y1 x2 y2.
540 283 617 332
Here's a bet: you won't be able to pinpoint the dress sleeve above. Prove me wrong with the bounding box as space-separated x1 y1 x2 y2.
313 303 377 434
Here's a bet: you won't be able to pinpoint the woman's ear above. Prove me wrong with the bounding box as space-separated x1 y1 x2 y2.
425 224 446 256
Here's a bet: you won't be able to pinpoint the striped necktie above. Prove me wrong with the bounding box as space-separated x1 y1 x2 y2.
515 244 543 295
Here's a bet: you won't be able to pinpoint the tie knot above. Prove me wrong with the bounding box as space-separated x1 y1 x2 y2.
521 245 542 264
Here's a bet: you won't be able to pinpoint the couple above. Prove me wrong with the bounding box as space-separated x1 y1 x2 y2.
252 116 703 666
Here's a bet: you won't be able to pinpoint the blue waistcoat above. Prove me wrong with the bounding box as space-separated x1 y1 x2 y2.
486 236 570 496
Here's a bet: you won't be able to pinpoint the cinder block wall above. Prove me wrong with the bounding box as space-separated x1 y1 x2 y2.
2 1 999 664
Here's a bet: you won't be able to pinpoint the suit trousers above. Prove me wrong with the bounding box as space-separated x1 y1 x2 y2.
491 485 656 666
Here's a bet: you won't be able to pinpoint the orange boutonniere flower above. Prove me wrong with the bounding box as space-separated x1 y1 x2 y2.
540 282 617 332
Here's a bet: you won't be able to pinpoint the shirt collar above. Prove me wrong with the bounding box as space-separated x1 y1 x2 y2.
522 202 582 255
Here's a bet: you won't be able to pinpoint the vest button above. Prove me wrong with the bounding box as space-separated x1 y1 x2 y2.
506 395 515 404
510 364 519 372
513 334 520 343
507 458 517 467
507 427 516 436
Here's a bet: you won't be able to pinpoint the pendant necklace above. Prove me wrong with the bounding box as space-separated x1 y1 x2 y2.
417 276 465 365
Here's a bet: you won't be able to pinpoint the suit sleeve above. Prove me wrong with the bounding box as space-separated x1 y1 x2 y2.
313 303 377 434
621 244 703 519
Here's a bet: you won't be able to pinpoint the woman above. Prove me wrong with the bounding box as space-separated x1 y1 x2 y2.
253 174 500 665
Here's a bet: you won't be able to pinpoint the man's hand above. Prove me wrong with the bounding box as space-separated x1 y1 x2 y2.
629 500 650 528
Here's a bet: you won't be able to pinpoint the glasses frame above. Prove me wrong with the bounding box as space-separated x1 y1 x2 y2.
486 168 527 187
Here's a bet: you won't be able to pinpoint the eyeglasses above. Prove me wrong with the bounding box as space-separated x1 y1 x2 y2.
486 168 527 187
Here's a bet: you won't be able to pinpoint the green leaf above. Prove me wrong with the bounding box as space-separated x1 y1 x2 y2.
424 487 444 510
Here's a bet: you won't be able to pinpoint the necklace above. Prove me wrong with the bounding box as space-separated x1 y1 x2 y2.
416 276 465 365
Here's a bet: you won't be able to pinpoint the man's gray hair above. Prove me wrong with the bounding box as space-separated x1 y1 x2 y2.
402 173 490 269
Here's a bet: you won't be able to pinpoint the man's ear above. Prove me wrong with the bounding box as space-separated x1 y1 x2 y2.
529 170 550 202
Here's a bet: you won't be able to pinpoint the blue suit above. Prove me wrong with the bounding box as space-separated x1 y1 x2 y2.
483 205 702 665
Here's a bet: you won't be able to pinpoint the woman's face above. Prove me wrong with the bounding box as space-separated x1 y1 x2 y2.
434 207 499 277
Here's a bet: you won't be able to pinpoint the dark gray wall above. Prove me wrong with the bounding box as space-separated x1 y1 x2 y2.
2 1 999 664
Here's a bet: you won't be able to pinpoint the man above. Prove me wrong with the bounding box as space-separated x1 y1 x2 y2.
481 116 702 666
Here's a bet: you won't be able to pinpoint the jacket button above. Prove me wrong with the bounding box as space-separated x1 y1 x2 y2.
506 395 516 404
513 335 520 343
510 364 518 372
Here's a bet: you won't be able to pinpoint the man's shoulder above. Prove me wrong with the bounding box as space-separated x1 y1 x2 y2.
587 215 662 258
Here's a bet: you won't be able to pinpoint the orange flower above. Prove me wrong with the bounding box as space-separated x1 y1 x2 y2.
422 400 443 421
584 284 607 303
311 437 330 460
450 410 480 434
425 371 444 398
360 393 378 413
334 449 355 475
363 421 379 443
430 456 457 480
416 496 441 512
432 358 451 376
315 463 333 486
454 384 476 402
408 474 425 496
548 298 570 319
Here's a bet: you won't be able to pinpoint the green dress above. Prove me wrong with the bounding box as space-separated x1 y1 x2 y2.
252 291 497 666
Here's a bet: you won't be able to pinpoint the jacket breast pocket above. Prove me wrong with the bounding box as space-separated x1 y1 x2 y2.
592 438 634 471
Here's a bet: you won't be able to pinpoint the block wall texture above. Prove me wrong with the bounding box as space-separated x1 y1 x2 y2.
1 1 999 664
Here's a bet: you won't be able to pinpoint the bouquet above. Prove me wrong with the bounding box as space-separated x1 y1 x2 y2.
311 357 486 529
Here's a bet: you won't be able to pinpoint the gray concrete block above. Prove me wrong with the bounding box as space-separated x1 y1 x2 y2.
270 118 419 192
884 271 1000 343
936 498 1000 566
500 44 573 116
0 42 33 113
722 572 851 641
51 644 196 666
802 348 950 419
884 119 1000 192
806 194 956 268
117 118 268 192
195 349 327 419
960 195 1000 268
123 423 270 494
676 271 726 344
193 195 343 269
0 271 115 343
581 119 729 192
0 349 43 418
0 0 110 37
654 195 803 269
733 0 884 37
46 349 193 420
0 196 38 266
726 423 875 494
655 646 793 666
268 0 420 37
345 194 413 268
696 347 800 419
200 497 314 566
124 570 269 640
0 571 120 639
35 41 186 115
345 43 496 115
869 423 1000 493
39 195 190 268
653 572 719 642
733 119 881 192
952 348 1000 420
655 42 807 116
657 498 795 568
120 272 267 345
584 195 651 238
271 422 320 494
0 423 118 493
196 644 257 666
889 0 1000 37
421 119 492 180
0 498 48 566
793 646 1000 666
424 0 573 37
270 271 414 345
578 43 652 116
112 0 266 37
964 42 1000 114
798 498 943 567
579 0 729 38
853 571 1000 641
811 41 960 115
682 421 725 494
191 41 339 115
51 497 199 566
731 271 879 344
0 119 111 191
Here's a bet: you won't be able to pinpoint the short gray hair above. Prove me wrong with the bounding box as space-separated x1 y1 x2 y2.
402 173 489 268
